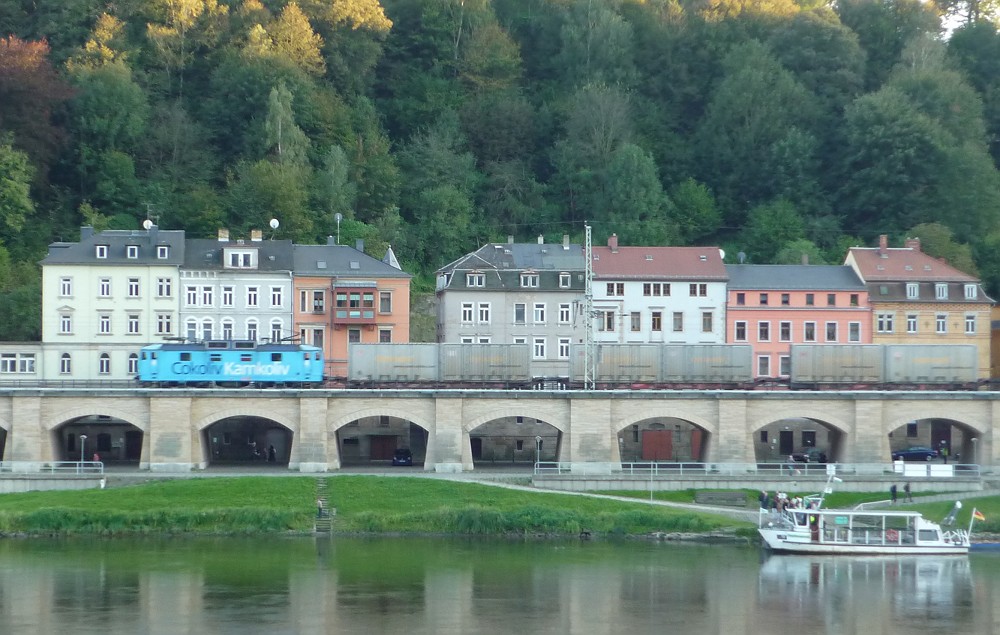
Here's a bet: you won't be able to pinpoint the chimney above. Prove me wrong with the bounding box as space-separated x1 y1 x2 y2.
801 253 809 265
507 235 514 244
878 234 889 257
80 226 94 240
218 228 229 242
609 233 619 253
562 234 570 250
327 235 336 246
355 238 365 253
537 235 544 244
904 237 921 252
251 229 263 242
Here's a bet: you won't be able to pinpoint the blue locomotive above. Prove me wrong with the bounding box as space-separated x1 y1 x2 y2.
137 340 324 386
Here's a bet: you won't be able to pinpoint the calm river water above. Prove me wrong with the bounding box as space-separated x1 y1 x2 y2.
0 537 997 635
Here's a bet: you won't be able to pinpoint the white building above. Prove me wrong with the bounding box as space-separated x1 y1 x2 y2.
591 235 728 344
40 225 185 380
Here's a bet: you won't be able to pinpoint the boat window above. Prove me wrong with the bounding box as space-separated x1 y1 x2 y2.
918 529 939 542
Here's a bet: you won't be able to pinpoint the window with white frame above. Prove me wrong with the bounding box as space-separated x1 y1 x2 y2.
246 286 259 308
690 283 707 297
99 314 112 334
906 314 917 333
599 310 615 331
936 314 947 333
558 337 571 359
651 311 662 331
477 303 491 324
156 277 171 298
825 322 838 342
157 245 169 259
127 314 140 334
607 282 624 296
965 314 976 334
467 273 485 287
128 353 138 375
804 321 816 342
779 321 791 342
935 283 948 299
702 311 713 333
462 303 474 323
758 321 770 342
532 337 546 359
521 273 539 288
849 322 861 342
779 355 791 376
201 319 213 340
271 286 283 308
247 320 258 341
757 355 771 377
533 303 546 324
477 336 491 344
0 353 35 374
200 286 213 306
128 278 140 298
96 245 108 259
877 313 894 333
734 321 747 342
60 314 72 334
461 336 475 344
379 291 392 313
559 303 571 324
965 284 977 300
513 336 527 345
559 273 571 288
99 278 111 297
222 286 234 307
222 319 233 340
514 303 526 324
127 245 138 259
228 251 253 268
631 312 641 332
906 283 918 299
672 312 683 332
379 328 392 343
60 353 71 374
186 319 197 341
270 320 283 342
60 277 72 297
185 286 198 306
98 353 111 375
156 313 172 335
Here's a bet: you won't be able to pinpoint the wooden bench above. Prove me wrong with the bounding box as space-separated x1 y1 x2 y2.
694 491 747 507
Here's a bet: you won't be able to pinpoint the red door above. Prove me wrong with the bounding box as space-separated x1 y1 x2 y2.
370 435 396 461
642 430 672 461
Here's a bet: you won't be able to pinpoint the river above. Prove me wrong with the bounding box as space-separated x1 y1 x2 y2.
0 537 996 634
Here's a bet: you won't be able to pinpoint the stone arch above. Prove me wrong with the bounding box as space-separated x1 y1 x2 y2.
193 408 297 433
330 407 434 433
48 406 149 432
747 408 853 436
465 408 565 465
465 407 567 435
613 412 716 463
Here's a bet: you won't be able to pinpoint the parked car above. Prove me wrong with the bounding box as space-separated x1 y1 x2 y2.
791 448 827 463
891 446 939 462
392 448 413 466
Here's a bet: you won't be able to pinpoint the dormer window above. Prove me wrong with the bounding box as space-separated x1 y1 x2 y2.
157 245 169 259
96 245 108 259
965 284 977 300
906 283 918 299
935 283 948 300
467 273 485 287
226 250 254 269
559 273 571 288
127 245 138 259
521 273 539 288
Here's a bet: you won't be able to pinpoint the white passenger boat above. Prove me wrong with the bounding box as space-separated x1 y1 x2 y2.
758 479 973 555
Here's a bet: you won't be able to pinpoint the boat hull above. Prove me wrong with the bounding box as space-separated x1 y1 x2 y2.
758 528 969 555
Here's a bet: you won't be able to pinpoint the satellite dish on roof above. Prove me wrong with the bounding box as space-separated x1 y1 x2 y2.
269 218 279 230
143 219 153 230
738 251 746 264
719 249 725 261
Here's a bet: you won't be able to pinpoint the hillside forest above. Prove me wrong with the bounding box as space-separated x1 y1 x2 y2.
3 0 1000 341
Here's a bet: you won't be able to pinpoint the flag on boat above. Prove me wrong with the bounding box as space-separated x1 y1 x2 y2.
973 509 986 522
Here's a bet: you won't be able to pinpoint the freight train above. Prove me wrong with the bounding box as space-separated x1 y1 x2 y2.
137 340 324 386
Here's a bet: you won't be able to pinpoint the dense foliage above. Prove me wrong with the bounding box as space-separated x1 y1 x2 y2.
3 0 1000 338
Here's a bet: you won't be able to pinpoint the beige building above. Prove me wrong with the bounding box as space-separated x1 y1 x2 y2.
845 235 993 378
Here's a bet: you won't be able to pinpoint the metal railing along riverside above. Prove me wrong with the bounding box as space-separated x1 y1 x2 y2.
0 461 105 475
533 461 982 478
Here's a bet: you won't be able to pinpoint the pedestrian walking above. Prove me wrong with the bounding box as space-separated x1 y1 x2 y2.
890 484 898 504
904 482 912 502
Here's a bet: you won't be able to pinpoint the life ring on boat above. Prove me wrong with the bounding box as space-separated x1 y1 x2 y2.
886 529 899 542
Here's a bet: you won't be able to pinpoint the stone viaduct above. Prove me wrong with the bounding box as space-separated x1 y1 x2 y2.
0 388 996 473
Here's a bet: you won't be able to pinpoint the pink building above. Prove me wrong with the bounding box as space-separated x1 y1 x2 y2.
725 265 871 378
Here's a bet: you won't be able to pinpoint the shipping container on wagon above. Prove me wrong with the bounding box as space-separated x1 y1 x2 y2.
569 344 661 383
439 344 532 382
883 344 979 384
789 344 884 384
348 343 440 383
662 344 754 383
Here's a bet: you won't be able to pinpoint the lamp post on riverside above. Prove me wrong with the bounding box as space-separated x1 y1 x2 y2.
535 436 542 469
971 437 978 467
79 434 87 474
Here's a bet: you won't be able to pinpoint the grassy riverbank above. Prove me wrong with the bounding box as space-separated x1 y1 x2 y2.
0 476 752 538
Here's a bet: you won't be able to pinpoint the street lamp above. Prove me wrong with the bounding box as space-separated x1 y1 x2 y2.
535 436 542 468
79 434 87 473
971 437 978 466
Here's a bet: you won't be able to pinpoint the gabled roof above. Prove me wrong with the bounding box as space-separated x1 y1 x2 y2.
592 246 727 280
293 244 411 278
725 265 866 291
183 239 295 271
437 241 586 274
41 226 186 265
846 245 978 283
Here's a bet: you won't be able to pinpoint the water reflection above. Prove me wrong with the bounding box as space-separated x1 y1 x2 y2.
0 538 996 634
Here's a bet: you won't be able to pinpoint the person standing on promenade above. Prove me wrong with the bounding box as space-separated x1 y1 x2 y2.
904 482 912 502
890 484 898 504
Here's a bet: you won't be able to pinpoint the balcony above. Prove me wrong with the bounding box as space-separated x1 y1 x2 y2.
332 284 377 324
333 308 376 324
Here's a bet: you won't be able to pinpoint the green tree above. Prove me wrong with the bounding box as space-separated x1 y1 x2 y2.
227 159 315 241
740 200 806 263
906 222 977 274
604 143 678 245
557 0 637 88
0 135 34 237
67 61 149 153
668 178 722 243
269 2 326 76
264 81 312 165
313 145 357 222
948 23 1000 165
774 239 827 265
